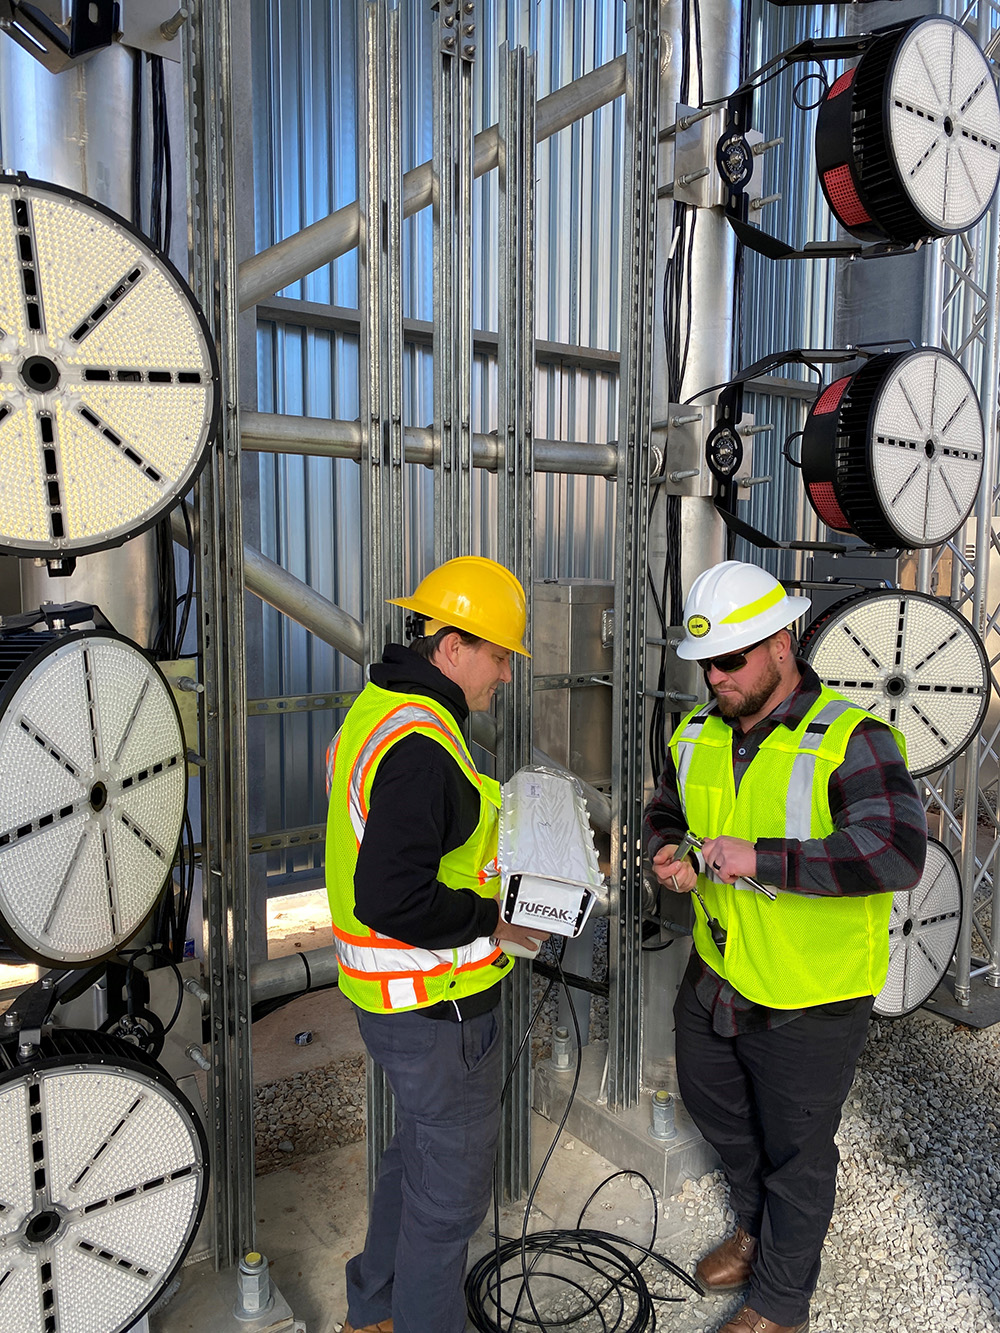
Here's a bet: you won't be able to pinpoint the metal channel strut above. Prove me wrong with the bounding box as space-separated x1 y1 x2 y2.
609 0 660 1113
495 42 537 1202
432 1 475 562
185 0 254 1267
358 0 407 1194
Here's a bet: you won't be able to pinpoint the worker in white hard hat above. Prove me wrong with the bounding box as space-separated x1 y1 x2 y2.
643 559 927 1333
326 556 548 1333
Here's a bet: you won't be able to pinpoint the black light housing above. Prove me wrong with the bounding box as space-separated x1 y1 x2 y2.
816 17 1000 245
801 347 984 549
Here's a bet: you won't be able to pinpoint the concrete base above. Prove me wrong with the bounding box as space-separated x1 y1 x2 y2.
923 972 1000 1029
532 1041 719 1197
153 1262 305 1333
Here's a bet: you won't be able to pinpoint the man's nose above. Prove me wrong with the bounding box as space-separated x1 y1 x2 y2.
501 659 513 683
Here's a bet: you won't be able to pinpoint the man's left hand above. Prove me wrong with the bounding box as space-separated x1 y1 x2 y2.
701 835 757 885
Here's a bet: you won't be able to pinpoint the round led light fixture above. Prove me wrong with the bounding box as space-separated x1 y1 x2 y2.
816 16 1000 244
0 1028 208 1333
0 625 185 966
875 837 961 1019
0 175 219 557
801 348 984 548
800 589 989 778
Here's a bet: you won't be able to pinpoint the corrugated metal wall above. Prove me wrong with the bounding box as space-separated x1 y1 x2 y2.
250 0 625 877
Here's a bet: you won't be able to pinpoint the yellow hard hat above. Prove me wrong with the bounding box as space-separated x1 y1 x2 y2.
388 556 530 657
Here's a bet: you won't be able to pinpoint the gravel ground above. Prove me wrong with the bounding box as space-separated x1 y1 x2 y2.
522 1010 1000 1333
254 930 1000 1331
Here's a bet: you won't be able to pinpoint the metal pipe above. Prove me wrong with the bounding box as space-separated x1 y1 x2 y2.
955 215 1000 1004
237 55 626 311
250 946 339 1004
239 410 617 476
169 508 366 665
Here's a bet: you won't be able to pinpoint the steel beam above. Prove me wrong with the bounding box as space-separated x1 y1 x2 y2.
357 0 407 1195
185 0 254 1268
608 0 660 1113
495 42 537 1203
237 55 626 311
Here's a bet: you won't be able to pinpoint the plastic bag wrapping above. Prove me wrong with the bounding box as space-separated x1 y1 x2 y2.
497 765 603 937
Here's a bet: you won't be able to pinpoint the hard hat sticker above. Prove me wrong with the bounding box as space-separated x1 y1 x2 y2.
687 615 711 638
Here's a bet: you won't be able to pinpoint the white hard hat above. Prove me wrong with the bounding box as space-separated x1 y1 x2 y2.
676 560 812 660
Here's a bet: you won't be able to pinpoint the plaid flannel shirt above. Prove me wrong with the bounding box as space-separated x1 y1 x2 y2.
643 662 927 1036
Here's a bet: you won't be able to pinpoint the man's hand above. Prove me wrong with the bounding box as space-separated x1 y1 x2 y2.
490 899 550 955
650 843 697 894
701 835 757 884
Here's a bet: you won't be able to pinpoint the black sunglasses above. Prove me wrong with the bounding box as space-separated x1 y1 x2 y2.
698 637 769 675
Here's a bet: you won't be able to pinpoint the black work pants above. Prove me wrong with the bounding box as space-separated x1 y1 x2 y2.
674 972 873 1326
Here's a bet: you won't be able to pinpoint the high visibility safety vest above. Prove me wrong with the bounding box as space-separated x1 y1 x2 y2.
326 683 514 1014
669 688 907 1008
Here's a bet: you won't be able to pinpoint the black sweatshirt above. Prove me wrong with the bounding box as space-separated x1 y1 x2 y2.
352 644 502 950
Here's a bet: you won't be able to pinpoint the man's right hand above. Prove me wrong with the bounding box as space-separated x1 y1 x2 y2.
491 899 550 955
651 843 697 894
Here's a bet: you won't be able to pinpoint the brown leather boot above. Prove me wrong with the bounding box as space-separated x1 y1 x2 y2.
342 1320 393 1333
718 1304 809 1333
695 1225 758 1291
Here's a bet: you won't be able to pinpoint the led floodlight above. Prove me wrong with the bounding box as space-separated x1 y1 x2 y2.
800 589 989 778
816 17 1000 244
0 176 219 557
801 348 984 549
0 1028 208 1333
874 836 961 1019
0 624 185 966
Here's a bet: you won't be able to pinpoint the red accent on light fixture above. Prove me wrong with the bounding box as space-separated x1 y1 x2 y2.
807 482 852 532
826 68 857 100
822 165 873 228
812 376 852 416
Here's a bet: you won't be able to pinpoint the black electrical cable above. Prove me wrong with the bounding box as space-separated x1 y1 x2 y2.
173 499 197 659
465 951 703 1332
162 959 186 1035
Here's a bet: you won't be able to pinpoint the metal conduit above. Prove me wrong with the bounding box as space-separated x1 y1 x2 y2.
239 409 617 476
237 54 626 311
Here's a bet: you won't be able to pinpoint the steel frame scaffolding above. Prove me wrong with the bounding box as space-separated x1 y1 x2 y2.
178 0 1000 1262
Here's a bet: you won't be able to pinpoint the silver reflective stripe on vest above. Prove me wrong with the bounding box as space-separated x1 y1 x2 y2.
675 704 717 792
347 703 474 842
785 699 858 840
335 934 496 979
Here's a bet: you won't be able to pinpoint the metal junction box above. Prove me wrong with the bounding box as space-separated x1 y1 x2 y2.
533 580 614 790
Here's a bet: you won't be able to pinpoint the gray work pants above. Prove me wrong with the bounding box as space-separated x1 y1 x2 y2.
346 1003 502 1333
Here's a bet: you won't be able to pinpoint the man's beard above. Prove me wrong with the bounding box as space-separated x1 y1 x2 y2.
712 658 781 719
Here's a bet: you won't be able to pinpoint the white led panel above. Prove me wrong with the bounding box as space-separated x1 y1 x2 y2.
0 1044 207 1333
875 837 961 1018
888 18 1000 233
869 350 983 546
801 590 989 778
0 631 185 965
0 176 218 556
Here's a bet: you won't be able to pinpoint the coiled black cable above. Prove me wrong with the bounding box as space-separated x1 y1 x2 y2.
465 952 703 1331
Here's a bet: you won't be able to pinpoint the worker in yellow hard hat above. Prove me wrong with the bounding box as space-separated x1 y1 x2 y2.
325 556 547 1333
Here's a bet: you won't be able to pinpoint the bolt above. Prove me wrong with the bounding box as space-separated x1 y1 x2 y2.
649 1089 678 1141
159 6 188 40
462 42 476 57
183 978 210 1005
177 676 205 693
18 1043 34 1059
667 468 700 483
552 1026 572 1070
3 1012 18 1028
185 1044 211 1072
751 135 784 156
